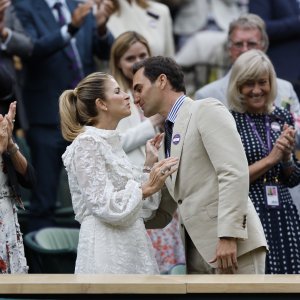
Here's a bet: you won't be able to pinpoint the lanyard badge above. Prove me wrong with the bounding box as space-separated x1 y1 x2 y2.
263 182 281 209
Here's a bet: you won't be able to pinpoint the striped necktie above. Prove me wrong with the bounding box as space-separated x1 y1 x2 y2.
53 2 83 88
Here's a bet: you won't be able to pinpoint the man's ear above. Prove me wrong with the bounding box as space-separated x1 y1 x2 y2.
95 98 108 111
157 74 167 90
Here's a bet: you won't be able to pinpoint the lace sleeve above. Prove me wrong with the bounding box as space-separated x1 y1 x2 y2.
135 172 161 221
74 136 143 226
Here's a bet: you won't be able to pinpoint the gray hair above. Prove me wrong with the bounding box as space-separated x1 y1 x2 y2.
228 13 269 52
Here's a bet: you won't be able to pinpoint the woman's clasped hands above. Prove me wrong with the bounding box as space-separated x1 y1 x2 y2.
0 101 16 154
273 124 296 163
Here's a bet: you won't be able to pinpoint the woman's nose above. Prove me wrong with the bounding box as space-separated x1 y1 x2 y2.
252 83 262 94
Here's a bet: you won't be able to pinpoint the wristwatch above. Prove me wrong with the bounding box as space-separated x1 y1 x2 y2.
281 158 294 169
7 143 19 156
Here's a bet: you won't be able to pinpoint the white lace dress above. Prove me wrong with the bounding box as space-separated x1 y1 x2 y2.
62 126 160 274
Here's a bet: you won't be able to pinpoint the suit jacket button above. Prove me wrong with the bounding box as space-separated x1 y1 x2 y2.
178 200 182 205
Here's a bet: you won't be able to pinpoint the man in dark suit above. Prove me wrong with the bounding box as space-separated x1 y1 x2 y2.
249 0 300 98
15 0 115 230
0 0 32 130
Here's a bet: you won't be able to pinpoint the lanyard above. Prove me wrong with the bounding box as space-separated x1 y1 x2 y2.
245 114 272 154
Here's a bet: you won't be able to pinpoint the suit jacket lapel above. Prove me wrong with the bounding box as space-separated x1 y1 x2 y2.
37 0 60 31
158 98 193 196
170 99 193 188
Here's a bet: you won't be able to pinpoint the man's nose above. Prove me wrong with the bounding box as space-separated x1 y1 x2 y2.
133 93 140 104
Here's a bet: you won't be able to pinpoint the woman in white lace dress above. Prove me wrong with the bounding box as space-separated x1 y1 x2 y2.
59 72 178 274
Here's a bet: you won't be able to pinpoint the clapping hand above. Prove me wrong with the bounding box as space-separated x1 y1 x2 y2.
0 114 8 154
275 124 295 161
94 0 115 34
5 101 16 151
0 0 11 35
71 1 94 28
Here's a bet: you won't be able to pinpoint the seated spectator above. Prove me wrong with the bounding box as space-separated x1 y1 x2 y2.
107 0 174 56
173 0 243 56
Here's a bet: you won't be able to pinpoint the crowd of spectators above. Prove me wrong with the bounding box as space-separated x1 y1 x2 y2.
1 0 300 275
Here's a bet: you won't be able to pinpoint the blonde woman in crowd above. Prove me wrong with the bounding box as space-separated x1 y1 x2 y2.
228 50 300 273
110 31 162 166
110 31 185 273
59 72 178 274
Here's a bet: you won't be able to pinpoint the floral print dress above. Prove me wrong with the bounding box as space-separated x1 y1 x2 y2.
0 155 28 274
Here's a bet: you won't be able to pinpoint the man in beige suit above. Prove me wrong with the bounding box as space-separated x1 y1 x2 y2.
133 56 267 274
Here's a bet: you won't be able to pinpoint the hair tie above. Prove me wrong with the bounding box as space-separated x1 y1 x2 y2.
73 87 78 97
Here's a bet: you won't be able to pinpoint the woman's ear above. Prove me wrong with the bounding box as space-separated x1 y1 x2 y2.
95 98 108 111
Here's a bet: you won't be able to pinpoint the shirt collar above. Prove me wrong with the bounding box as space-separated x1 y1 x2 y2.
166 95 186 124
45 0 66 9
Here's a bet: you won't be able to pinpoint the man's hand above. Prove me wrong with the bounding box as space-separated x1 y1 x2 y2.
0 0 10 14
0 0 11 38
71 1 93 28
94 0 115 35
209 237 238 274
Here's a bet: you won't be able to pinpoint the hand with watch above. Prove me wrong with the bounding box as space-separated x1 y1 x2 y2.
68 1 94 36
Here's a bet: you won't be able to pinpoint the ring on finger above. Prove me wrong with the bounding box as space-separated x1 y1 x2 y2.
12 119 15 123
160 169 165 175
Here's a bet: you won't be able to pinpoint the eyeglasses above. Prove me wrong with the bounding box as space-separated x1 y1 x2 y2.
229 40 260 50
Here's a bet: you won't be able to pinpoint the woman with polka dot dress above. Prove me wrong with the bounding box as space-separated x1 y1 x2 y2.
227 50 300 274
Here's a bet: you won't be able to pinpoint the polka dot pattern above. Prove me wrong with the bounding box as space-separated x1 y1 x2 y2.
232 107 300 274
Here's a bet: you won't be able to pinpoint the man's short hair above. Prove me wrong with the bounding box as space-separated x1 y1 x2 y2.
133 56 186 94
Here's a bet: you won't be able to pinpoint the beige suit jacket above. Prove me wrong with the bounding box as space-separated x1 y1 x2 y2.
147 98 267 266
